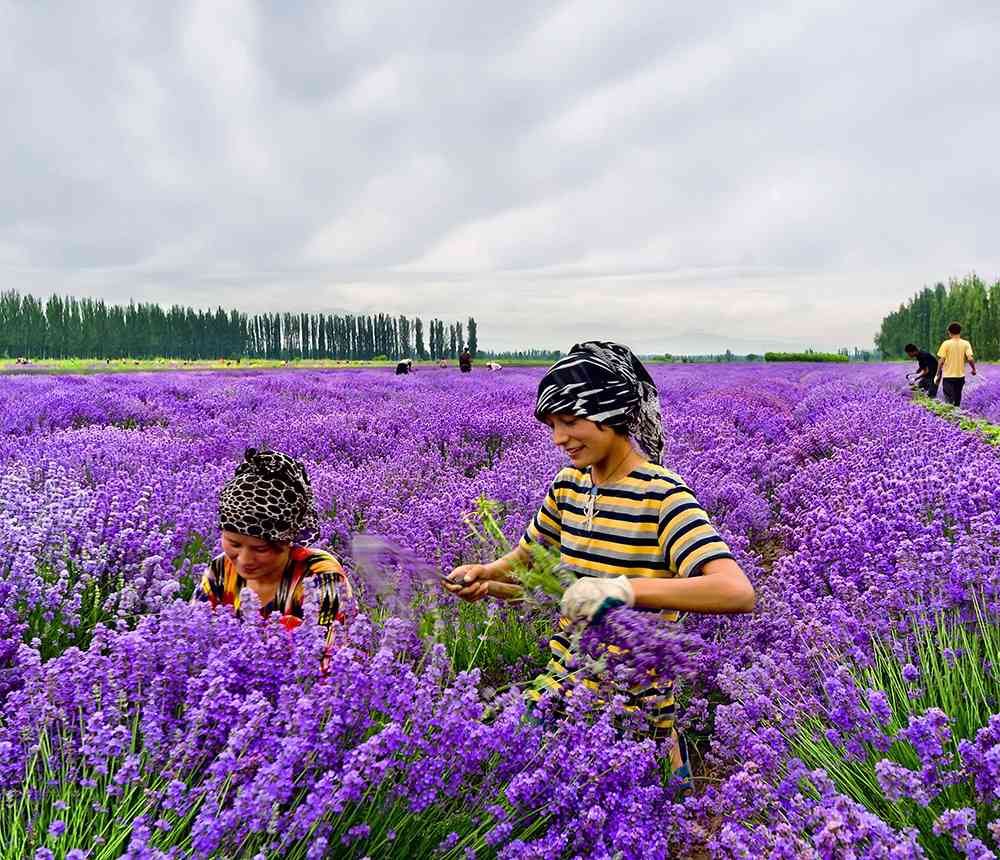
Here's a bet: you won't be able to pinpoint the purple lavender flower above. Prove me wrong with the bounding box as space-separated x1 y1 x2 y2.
578 607 704 692
958 715 1000 804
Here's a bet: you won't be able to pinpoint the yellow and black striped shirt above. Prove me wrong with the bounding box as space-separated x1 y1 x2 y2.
520 462 733 727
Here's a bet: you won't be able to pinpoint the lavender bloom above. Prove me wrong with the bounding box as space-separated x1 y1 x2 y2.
958 715 1000 805
934 808 996 860
577 607 704 702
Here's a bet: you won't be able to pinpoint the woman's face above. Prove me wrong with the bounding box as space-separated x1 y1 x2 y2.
221 531 290 580
545 413 618 468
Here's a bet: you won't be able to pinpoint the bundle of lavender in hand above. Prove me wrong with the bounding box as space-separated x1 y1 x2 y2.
577 607 705 691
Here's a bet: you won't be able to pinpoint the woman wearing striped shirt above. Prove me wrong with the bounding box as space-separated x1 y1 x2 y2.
444 341 755 788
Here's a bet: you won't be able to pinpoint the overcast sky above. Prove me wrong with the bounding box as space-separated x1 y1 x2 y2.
3 1 999 353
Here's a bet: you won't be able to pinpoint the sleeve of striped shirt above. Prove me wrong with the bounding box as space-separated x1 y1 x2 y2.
192 557 223 605
306 551 350 626
658 486 733 578
519 477 563 550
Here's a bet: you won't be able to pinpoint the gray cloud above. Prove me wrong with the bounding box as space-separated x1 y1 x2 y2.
3 0 999 352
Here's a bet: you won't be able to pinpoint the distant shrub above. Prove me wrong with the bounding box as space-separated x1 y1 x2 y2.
764 351 849 363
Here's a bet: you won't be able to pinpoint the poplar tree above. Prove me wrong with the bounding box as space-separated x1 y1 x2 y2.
876 274 999 359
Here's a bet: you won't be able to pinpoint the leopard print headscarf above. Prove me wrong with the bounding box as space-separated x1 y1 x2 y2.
218 447 319 544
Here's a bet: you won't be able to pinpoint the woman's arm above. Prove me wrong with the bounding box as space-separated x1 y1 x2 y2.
442 544 531 601
630 558 755 613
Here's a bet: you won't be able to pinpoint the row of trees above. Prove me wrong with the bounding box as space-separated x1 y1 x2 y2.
876 274 1000 360
0 290 479 361
764 351 849 363
478 348 562 362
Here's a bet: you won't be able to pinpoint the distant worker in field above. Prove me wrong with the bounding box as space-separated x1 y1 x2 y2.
443 340 755 794
935 322 976 407
904 343 939 398
395 358 413 375
459 347 472 373
195 448 352 652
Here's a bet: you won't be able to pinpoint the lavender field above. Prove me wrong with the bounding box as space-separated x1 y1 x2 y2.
1 364 999 860
960 374 1000 426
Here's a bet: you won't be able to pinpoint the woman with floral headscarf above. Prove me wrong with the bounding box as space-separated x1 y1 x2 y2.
443 342 755 790
195 448 351 642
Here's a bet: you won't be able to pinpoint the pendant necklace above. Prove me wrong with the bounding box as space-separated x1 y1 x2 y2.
584 450 634 531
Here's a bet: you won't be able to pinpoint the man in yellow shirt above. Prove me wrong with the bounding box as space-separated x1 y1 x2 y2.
935 322 976 407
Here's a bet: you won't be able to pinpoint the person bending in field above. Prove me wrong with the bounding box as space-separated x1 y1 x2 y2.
935 322 976 407
443 341 755 792
904 343 939 398
195 447 351 646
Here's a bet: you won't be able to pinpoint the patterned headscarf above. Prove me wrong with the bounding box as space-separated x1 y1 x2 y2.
218 447 319 544
534 341 664 462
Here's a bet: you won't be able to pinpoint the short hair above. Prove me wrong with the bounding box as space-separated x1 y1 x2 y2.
948 322 962 335
594 421 630 438
904 343 918 353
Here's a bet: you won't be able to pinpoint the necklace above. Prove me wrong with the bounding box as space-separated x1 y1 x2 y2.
584 449 636 530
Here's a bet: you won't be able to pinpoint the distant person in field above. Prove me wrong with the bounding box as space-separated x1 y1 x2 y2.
935 322 976 407
459 347 473 373
395 358 413 375
904 343 939 398
195 448 351 649
443 341 755 793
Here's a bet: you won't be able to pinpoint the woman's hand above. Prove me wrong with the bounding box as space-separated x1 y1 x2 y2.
561 575 635 623
442 564 525 602
442 564 491 602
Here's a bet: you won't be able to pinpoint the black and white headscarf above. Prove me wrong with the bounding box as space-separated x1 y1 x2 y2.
218 447 319 544
534 341 664 462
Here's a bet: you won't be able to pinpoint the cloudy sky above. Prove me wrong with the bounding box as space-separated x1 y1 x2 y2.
3 1 998 353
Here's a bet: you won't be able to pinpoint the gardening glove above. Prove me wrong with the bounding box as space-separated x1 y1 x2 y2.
561 575 634 625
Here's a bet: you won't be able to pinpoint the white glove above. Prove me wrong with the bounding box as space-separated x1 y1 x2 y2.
561 575 635 624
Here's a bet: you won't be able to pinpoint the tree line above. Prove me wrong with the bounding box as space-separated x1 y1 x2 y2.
764 351 848 363
0 290 479 361
479 348 563 362
876 274 1000 360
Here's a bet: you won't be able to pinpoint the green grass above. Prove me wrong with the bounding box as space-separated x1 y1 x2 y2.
420 598 549 688
915 394 1000 446
1 357 422 375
